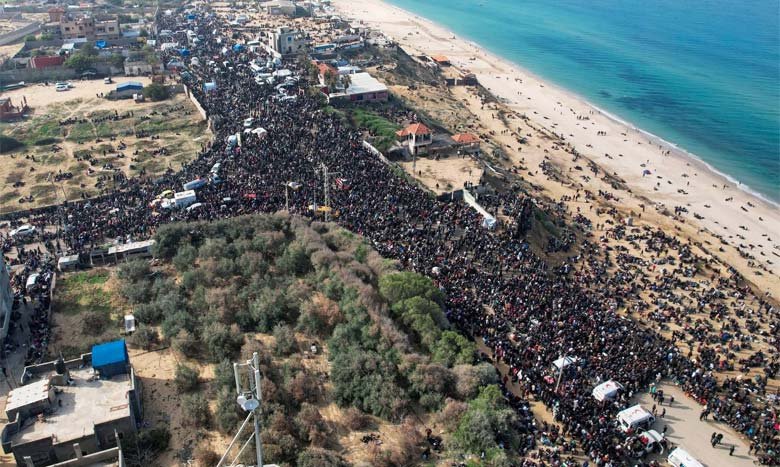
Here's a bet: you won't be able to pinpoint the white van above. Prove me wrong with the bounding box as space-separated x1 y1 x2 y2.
593 380 624 402
667 447 704 467
617 404 655 432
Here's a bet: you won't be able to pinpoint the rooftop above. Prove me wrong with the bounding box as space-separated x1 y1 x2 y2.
342 72 387 95
397 122 431 137
452 133 479 144
9 368 132 446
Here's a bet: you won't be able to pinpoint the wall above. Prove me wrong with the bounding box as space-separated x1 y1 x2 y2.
182 83 207 121
0 22 41 47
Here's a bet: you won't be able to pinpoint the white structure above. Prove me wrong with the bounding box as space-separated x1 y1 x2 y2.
268 27 307 55
264 0 296 16
0 255 13 346
326 72 388 104
617 404 655 432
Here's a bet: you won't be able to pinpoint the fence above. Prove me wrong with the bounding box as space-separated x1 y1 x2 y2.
182 83 208 121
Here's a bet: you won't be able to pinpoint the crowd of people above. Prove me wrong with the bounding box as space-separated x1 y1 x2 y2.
0 5 776 465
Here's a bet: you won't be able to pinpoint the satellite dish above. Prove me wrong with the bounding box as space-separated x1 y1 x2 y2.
237 394 259 412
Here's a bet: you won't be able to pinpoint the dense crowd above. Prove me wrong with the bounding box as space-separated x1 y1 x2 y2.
1 6 776 466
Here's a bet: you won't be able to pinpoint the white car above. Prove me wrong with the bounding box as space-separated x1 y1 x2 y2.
55 82 73 88
55 84 69 92
10 224 36 238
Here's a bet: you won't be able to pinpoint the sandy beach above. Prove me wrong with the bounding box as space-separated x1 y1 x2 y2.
331 0 780 287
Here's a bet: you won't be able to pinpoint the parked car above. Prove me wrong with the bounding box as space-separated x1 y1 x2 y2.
55 84 69 92
10 224 36 238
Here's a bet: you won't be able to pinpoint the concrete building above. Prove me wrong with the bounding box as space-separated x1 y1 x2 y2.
0 255 12 348
124 59 162 76
114 81 143 98
269 27 307 56
326 72 388 104
60 14 119 41
264 0 297 17
396 123 432 156
1 340 140 466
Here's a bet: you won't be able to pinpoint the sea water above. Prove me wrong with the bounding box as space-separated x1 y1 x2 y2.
386 0 780 202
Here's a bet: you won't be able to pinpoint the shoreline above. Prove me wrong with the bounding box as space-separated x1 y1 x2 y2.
331 0 780 278
377 2 779 208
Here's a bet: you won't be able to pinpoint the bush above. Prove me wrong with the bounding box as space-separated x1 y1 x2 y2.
0 136 24 153
193 445 220 467
172 329 200 356
272 324 297 356
342 407 372 431
408 363 455 411
379 271 443 305
453 385 519 456
215 387 241 433
82 310 110 336
137 426 170 453
173 244 198 271
143 83 169 101
295 403 331 447
296 293 342 336
297 448 348 467
181 393 210 428
174 364 199 392
276 242 312 276
202 322 243 363
453 363 498 400
118 260 151 283
129 325 158 350
432 331 476 367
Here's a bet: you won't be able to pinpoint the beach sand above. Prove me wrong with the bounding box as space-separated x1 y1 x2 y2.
331 0 780 290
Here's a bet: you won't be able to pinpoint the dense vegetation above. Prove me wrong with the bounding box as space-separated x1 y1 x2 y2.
116 214 518 466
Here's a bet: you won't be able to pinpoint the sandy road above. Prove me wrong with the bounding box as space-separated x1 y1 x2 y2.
637 382 757 467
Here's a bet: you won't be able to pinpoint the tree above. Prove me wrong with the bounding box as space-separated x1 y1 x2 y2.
379 272 444 305
432 330 476 367
272 324 297 356
64 54 95 73
297 448 348 467
109 53 125 68
453 385 519 457
143 83 169 101
181 394 210 427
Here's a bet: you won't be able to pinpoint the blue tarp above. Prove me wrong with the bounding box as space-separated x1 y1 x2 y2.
179 48 191 56
95 40 107 49
232 44 244 52
92 339 129 378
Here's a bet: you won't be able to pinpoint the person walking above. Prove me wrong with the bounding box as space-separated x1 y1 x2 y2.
729 445 735 456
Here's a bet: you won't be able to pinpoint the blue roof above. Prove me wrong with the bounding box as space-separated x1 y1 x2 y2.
92 339 128 368
116 81 143 91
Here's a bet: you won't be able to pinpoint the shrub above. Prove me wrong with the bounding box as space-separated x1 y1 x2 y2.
408 363 455 411
215 387 241 433
432 331 476 367
436 398 468 431
171 329 200 356
295 403 331 447
453 363 498 400
378 271 443 305
117 260 151 283
297 448 348 467
137 426 170 453
453 385 519 455
297 293 342 336
181 393 210 428
276 242 312 276
174 364 199 392
173 244 198 271
129 325 158 350
82 310 110 336
143 83 169 101
202 322 243 363
193 445 220 467
272 324 297 356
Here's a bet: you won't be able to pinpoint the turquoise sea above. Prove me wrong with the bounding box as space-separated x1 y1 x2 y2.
387 0 780 202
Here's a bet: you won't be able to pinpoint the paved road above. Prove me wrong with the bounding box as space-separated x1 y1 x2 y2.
636 382 757 467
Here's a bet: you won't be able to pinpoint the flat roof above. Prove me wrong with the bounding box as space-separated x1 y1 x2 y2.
341 72 387 96
9 368 132 446
5 379 51 415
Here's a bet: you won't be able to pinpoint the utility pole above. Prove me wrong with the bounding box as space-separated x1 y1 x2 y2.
217 352 264 467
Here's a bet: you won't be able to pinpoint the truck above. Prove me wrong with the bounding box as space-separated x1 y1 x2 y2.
173 190 197 209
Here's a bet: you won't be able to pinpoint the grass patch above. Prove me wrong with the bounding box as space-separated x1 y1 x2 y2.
54 269 113 316
67 122 95 142
350 108 400 152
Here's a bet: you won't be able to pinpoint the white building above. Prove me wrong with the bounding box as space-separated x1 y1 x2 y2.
326 72 388 104
269 27 308 55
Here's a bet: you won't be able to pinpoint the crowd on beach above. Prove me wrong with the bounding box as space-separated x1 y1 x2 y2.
0 6 777 466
